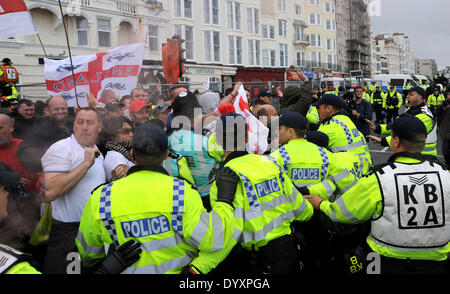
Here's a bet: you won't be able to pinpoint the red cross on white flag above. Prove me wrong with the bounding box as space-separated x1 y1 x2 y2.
233 85 269 154
0 0 37 40
44 43 145 107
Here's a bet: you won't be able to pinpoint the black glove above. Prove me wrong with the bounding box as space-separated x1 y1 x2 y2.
95 240 142 274
215 167 240 207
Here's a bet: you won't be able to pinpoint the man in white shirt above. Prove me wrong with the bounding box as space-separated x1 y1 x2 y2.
41 108 105 274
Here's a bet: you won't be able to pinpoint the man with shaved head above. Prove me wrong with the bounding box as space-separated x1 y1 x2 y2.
99 89 117 107
0 114 36 189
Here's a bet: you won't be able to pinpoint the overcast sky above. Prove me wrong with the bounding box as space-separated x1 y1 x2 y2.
370 0 450 70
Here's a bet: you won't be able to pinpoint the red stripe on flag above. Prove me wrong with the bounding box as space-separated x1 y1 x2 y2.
0 0 28 15
46 65 140 93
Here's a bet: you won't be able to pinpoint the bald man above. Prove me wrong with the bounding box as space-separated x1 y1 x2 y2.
46 96 69 130
256 104 278 126
256 104 279 154
99 89 117 107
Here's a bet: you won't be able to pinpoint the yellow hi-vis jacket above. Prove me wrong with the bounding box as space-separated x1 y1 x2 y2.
317 114 373 175
189 152 313 273
317 155 450 261
270 139 358 201
75 164 235 274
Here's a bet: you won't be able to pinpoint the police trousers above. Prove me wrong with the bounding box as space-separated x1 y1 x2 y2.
42 219 79 274
379 255 447 275
251 234 301 275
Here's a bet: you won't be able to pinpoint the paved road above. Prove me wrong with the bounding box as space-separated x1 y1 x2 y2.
367 136 445 166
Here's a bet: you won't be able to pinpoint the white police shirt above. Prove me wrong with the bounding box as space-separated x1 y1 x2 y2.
41 135 106 223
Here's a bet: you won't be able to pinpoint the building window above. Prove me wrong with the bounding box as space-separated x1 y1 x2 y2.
204 31 220 62
324 2 335 13
327 54 337 70
294 26 305 41
277 0 287 11
309 13 321 25
174 0 192 19
204 0 219 25
247 8 259 34
97 18 111 47
325 20 336 30
311 51 322 68
148 25 158 51
308 0 320 6
326 38 336 51
278 20 287 37
174 24 194 60
227 1 241 30
228 36 242 65
263 49 276 67
296 51 306 67
77 17 89 46
295 5 302 16
248 39 261 66
280 44 288 67
309 34 321 47
262 24 275 39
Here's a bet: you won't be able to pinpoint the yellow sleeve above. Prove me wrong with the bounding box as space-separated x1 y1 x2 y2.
6 262 41 274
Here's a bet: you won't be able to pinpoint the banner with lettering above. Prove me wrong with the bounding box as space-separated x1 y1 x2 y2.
45 43 145 107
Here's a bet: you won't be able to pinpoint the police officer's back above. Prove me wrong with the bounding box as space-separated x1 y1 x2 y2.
306 115 450 274
186 113 314 274
76 124 237 274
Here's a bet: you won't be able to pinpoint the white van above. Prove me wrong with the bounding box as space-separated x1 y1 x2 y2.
373 74 419 92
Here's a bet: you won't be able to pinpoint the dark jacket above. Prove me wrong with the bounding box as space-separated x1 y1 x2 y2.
12 114 44 140
348 98 373 136
436 100 450 140
280 81 313 116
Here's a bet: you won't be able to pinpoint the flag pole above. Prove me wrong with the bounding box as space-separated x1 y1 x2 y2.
36 32 48 59
57 0 80 108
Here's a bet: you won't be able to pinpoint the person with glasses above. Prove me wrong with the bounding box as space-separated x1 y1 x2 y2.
101 116 135 182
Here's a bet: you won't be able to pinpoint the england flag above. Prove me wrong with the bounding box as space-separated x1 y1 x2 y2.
45 43 145 107
0 0 37 40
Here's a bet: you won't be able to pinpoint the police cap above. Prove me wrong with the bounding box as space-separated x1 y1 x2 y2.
132 123 168 157
391 114 427 141
408 86 426 99
312 94 343 108
279 111 308 130
258 90 273 98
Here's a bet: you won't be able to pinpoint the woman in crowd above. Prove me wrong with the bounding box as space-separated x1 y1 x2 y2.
101 116 135 182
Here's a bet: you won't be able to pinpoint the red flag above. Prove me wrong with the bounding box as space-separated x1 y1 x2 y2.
0 0 37 40
162 38 181 84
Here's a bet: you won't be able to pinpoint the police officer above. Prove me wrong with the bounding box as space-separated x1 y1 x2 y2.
306 115 450 274
371 85 385 123
0 162 40 274
76 123 238 274
270 112 357 202
0 58 19 107
427 87 445 117
0 162 141 275
367 86 438 158
384 85 403 123
186 113 314 274
313 94 373 176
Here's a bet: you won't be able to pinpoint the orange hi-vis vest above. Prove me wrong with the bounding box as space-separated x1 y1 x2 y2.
0 66 18 84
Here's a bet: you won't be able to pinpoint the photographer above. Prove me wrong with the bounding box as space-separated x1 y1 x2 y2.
436 90 450 167
347 86 373 137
